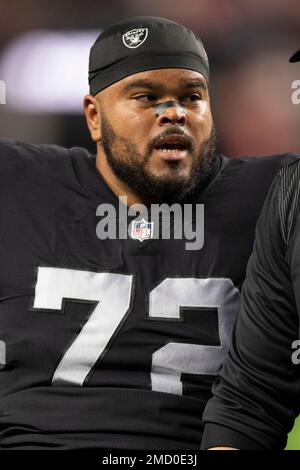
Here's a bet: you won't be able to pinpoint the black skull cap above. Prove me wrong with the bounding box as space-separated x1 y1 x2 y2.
290 49 300 63
89 16 209 95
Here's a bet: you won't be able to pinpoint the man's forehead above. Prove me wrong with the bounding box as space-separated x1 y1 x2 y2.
114 68 208 92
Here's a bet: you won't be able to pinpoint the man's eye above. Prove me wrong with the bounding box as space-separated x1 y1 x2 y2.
135 95 156 102
183 94 202 102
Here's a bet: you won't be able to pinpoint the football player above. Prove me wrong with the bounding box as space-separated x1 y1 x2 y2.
201 51 300 451
0 17 298 449
201 159 300 450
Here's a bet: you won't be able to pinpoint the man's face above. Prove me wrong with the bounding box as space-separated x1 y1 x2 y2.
90 68 215 203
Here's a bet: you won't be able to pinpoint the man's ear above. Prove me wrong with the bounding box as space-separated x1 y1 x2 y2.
83 94 102 142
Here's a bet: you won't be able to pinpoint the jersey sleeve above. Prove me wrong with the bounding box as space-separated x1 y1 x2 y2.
201 168 300 450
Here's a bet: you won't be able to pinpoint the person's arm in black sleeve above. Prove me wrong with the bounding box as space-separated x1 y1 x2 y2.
201 170 300 450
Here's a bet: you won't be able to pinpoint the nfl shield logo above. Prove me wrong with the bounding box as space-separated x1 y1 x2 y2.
122 28 148 49
131 218 153 242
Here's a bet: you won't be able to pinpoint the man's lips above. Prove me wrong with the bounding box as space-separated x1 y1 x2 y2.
152 148 189 161
154 134 190 149
152 134 191 161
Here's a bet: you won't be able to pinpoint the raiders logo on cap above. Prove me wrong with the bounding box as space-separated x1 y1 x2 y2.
122 28 148 49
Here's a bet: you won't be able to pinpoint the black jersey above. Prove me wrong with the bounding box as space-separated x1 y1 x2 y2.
201 159 300 450
0 139 297 450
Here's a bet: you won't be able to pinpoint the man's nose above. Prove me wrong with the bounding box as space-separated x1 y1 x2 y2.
155 101 187 126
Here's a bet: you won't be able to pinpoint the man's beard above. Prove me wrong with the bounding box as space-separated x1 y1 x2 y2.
100 113 217 204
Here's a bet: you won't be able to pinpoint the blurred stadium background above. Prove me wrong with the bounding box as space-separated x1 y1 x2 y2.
0 0 299 449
